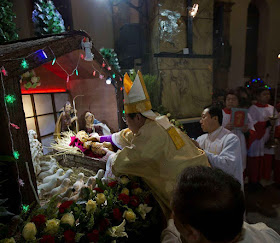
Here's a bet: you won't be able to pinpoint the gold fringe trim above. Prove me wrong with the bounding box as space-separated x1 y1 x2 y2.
167 127 185 150
124 99 152 114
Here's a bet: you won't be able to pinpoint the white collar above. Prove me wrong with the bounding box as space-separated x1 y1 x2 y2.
208 126 223 140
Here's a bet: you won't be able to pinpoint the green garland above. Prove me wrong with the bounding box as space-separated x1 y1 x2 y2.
100 48 121 73
0 0 18 44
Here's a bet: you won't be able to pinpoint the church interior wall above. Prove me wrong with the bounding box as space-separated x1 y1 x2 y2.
228 0 280 89
68 77 119 133
11 0 33 39
70 0 114 50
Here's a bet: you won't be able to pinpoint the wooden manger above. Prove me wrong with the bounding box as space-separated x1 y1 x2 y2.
56 153 106 172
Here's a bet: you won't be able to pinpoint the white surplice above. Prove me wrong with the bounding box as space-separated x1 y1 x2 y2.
160 219 280 243
248 104 279 156
197 126 243 185
222 110 252 171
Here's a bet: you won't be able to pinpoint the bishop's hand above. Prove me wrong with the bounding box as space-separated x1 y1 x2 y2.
88 133 100 142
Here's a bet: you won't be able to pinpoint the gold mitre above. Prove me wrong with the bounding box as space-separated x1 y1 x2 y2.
123 71 185 149
123 70 155 118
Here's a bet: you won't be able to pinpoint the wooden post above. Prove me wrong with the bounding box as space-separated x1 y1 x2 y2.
0 75 38 213
0 81 21 215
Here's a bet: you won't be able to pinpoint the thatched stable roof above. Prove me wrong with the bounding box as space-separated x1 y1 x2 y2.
0 29 125 130
0 30 121 81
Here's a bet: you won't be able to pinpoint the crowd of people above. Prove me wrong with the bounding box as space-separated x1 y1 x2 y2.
93 71 280 242
212 85 280 188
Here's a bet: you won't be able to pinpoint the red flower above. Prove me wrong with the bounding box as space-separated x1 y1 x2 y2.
113 208 122 221
87 229 99 242
64 230 76 243
59 200 73 213
31 214 46 228
99 218 110 231
40 235 55 243
94 187 104 193
108 181 118 187
130 195 140 207
118 193 130 204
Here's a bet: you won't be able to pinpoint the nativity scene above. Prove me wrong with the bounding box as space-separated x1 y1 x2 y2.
1 0 280 242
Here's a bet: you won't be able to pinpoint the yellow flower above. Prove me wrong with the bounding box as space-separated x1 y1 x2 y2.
96 193 106 205
132 187 143 195
61 213 75 226
22 222 37 241
120 176 130 185
86 200 97 213
123 210 136 222
2 237 16 243
45 219 60 235
121 188 129 195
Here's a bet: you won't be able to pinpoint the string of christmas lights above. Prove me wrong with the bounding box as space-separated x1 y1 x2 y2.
1 44 122 86
48 46 121 84
0 69 23 206
246 77 272 89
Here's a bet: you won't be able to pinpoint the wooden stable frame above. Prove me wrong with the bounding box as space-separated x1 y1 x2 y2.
0 31 125 214
23 92 69 142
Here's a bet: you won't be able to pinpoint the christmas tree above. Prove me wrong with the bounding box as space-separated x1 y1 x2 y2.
32 0 65 36
0 0 18 44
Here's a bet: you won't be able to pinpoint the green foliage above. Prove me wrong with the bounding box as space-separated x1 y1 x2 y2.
129 70 162 112
170 118 186 133
32 0 65 36
8 176 161 242
100 48 121 72
0 0 18 44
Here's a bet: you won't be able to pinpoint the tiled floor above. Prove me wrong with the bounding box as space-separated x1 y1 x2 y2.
245 183 280 234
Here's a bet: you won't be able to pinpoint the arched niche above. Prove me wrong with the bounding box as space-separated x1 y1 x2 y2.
244 0 269 78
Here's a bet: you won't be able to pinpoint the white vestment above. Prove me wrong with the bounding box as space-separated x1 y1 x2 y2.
222 110 252 171
196 126 243 185
248 104 279 156
160 220 280 243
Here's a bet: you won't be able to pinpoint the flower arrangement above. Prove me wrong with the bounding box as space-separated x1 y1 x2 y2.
2 176 161 242
20 70 41 90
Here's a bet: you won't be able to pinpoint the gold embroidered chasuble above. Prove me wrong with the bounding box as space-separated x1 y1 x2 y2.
111 119 209 218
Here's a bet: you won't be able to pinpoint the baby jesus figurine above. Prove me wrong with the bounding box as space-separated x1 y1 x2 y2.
71 131 113 157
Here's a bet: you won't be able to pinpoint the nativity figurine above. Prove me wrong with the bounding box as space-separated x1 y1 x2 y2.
84 111 111 136
54 101 78 138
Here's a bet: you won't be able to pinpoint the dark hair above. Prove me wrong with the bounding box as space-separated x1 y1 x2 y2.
225 89 240 102
207 106 223 126
236 87 251 108
127 113 145 119
256 86 270 96
236 86 249 98
172 166 245 243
